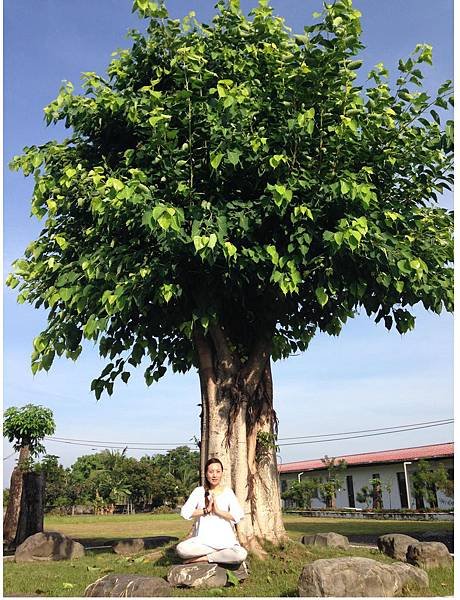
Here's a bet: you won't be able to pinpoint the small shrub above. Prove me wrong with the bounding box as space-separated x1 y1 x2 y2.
150 505 176 514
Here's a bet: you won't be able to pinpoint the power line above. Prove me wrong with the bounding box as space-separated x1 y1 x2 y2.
43 418 453 451
45 439 179 451
277 422 454 447
3 452 16 461
277 419 453 441
47 436 195 447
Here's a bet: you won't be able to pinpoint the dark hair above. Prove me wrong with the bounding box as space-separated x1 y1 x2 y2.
204 458 223 508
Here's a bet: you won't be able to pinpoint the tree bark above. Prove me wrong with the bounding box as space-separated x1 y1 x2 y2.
3 445 30 547
194 330 287 556
15 472 45 546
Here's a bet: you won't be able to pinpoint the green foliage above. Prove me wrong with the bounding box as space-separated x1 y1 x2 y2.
3 404 55 456
255 431 279 464
3 488 10 508
34 445 200 511
7 0 453 398
356 485 372 508
318 456 348 508
282 478 319 509
34 454 69 508
412 460 450 509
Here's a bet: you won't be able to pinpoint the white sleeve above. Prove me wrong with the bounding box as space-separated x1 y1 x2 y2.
228 489 245 524
180 487 201 520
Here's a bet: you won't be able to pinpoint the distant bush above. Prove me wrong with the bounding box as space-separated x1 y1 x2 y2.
150 505 176 514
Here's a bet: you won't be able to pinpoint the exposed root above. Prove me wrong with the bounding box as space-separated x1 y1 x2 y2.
243 536 268 560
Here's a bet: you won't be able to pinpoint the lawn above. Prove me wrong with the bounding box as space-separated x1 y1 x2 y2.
3 514 454 597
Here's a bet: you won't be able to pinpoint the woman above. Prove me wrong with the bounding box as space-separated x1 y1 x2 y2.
176 458 248 565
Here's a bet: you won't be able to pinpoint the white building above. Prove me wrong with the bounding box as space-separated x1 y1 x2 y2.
279 442 453 510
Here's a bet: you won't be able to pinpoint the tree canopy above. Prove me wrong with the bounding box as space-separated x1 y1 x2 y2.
33 446 200 511
3 404 55 456
7 0 453 400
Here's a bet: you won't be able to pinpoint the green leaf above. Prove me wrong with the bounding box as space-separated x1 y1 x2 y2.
315 287 328 307
227 149 241 166
224 241 237 258
266 245 279 265
397 259 411 274
226 570 240 587
333 232 344 247
210 152 224 169
193 236 203 252
208 233 217 249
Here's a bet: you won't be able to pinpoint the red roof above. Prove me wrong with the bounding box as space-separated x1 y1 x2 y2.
278 443 454 473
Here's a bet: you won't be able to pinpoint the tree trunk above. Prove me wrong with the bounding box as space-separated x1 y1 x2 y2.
15 472 45 546
3 446 30 547
194 329 287 556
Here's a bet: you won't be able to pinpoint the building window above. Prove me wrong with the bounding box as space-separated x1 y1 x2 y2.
397 472 408 508
281 479 287 493
346 475 355 508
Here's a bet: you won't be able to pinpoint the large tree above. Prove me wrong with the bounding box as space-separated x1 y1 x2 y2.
7 0 453 552
3 404 55 544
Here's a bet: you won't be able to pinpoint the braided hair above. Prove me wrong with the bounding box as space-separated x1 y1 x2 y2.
204 457 223 510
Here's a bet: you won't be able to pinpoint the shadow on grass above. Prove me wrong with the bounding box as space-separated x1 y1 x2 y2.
154 544 183 567
73 534 179 550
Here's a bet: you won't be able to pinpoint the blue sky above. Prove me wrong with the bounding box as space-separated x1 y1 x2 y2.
3 1 454 486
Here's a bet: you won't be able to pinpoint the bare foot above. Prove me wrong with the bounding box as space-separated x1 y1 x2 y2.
183 556 209 564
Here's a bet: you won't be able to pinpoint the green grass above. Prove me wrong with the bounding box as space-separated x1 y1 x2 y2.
3 514 453 597
283 514 453 540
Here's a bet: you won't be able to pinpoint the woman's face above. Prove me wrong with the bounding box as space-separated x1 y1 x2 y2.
206 462 223 488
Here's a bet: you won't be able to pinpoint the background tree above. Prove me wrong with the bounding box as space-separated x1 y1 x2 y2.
370 477 383 510
356 485 372 508
6 0 453 551
34 455 69 510
3 404 55 544
318 456 347 508
411 459 449 509
282 478 318 509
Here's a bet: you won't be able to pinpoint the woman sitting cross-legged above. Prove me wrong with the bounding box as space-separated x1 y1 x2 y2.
176 458 248 565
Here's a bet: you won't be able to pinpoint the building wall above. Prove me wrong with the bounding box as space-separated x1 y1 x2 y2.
280 458 453 510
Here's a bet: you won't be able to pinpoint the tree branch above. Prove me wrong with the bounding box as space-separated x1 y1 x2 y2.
209 324 239 378
240 336 272 397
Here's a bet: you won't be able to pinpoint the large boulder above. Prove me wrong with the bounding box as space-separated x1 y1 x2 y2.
15 531 85 563
377 533 419 562
406 541 453 569
111 535 177 555
85 574 172 597
301 532 349 549
298 556 428 597
167 563 228 588
419 532 454 553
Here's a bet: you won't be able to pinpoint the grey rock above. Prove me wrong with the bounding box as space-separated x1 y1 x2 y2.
167 563 228 588
112 535 177 555
377 533 419 562
85 574 172 597
419 531 454 553
301 532 349 549
406 541 453 569
298 556 428 597
391 562 430 590
15 531 85 563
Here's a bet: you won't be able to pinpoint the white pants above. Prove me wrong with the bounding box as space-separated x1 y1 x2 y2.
176 538 247 564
